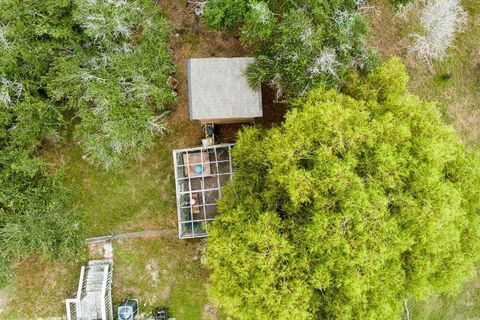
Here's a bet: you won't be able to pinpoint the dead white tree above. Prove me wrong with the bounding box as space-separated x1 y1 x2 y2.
188 0 207 17
307 49 340 81
410 0 468 66
354 0 378 14
0 25 11 50
0 78 23 107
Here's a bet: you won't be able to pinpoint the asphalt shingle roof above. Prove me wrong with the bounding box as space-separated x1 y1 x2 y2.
187 57 263 121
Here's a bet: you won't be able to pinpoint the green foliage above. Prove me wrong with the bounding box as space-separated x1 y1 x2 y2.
0 98 82 285
203 0 248 31
240 2 275 45
389 0 415 9
206 58 480 319
0 0 175 285
204 0 379 99
1 0 176 169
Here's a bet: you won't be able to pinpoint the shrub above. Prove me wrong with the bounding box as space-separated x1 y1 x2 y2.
240 1 275 44
204 0 378 99
0 93 82 285
203 0 248 31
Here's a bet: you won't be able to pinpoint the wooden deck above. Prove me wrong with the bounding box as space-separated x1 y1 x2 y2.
66 259 113 320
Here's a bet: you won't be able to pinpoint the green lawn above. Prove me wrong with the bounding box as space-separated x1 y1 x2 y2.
50 142 178 237
0 257 84 319
112 237 211 319
410 271 480 320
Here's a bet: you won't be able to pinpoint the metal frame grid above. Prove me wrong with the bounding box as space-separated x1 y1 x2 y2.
173 144 234 239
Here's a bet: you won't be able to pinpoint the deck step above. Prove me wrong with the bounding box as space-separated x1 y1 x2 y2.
86 286 103 292
88 259 113 267
87 271 104 278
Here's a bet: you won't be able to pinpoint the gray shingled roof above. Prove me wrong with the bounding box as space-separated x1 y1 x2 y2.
187 57 262 121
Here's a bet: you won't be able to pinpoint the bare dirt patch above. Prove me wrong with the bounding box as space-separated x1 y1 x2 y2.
203 302 219 320
0 288 8 315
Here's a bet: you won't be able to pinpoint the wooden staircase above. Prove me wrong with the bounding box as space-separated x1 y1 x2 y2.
66 259 113 320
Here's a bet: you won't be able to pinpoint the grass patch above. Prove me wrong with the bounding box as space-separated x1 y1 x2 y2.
112 237 210 319
182 33 201 49
0 257 84 318
409 271 480 319
42 142 178 237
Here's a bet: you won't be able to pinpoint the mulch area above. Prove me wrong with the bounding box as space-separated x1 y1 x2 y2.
216 85 288 143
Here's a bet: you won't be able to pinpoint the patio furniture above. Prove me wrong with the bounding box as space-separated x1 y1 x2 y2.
183 152 211 177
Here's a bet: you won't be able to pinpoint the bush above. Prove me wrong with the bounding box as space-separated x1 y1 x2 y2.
240 1 275 44
203 0 248 31
0 96 82 285
205 58 480 319
204 0 378 99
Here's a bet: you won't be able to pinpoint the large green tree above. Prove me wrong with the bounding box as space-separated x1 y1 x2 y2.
205 58 480 319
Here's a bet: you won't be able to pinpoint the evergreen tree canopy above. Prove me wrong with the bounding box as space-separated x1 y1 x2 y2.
205 58 480 319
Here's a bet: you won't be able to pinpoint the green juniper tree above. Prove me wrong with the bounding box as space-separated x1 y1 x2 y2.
205 58 480 319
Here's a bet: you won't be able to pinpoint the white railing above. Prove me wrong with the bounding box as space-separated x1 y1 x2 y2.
65 298 78 320
100 265 113 320
65 265 86 320
107 267 113 320
78 266 86 299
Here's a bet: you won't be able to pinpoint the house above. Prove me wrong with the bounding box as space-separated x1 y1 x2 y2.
187 57 262 124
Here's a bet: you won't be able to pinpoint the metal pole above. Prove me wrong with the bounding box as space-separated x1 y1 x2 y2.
404 299 410 320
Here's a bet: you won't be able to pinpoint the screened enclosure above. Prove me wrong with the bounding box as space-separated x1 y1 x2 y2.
173 144 234 238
